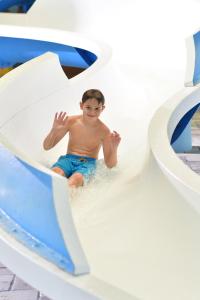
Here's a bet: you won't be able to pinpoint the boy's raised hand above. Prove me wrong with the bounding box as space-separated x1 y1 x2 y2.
109 131 121 149
52 112 68 130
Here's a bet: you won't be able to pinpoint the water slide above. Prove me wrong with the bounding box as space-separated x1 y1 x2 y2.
0 36 96 70
0 1 200 300
0 0 35 12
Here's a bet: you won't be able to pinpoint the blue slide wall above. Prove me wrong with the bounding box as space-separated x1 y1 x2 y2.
0 144 76 274
171 103 200 152
0 0 35 12
0 37 97 69
192 31 200 86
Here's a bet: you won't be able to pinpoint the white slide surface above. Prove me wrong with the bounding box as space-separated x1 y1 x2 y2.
0 1 200 300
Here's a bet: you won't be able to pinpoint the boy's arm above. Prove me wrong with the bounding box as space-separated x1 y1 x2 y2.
43 112 70 150
102 130 121 168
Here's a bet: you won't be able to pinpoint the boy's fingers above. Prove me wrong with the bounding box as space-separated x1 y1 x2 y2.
111 134 121 140
57 111 68 120
61 112 66 120
58 111 63 119
113 130 119 135
113 131 120 138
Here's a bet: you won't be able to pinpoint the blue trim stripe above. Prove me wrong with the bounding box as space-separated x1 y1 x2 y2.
75 48 97 65
0 37 97 68
193 32 200 86
0 0 35 12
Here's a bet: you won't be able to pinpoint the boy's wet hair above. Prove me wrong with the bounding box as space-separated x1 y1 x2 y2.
82 89 105 105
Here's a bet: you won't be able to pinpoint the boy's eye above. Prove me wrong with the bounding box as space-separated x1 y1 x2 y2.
85 106 101 111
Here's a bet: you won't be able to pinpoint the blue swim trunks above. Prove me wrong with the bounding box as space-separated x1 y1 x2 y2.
52 154 96 182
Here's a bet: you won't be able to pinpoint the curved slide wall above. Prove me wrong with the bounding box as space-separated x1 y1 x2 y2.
0 36 96 69
170 102 200 152
0 52 91 275
0 26 140 299
171 27 200 151
0 0 35 12
185 29 200 86
0 1 200 300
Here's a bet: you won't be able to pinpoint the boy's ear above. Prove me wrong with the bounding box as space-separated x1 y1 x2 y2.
102 105 105 111
80 102 83 109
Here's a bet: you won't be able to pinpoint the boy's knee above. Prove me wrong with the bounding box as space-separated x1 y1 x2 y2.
52 167 65 177
74 172 83 179
69 172 84 187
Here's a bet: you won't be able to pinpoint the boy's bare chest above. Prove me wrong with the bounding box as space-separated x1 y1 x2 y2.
69 123 102 144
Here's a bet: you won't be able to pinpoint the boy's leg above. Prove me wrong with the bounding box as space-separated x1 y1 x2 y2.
51 167 65 177
68 172 84 188
69 160 96 188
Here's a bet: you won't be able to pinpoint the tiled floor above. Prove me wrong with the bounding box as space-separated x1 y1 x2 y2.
0 262 50 300
178 152 200 174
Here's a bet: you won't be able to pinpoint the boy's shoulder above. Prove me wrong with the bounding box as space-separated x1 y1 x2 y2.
67 115 81 124
63 115 81 131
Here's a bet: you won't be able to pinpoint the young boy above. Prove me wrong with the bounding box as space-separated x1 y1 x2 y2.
43 89 121 188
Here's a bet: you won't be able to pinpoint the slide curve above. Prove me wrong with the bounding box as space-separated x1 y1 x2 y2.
0 1 200 300
0 0 35 12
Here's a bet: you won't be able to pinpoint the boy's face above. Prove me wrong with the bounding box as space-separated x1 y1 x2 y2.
80 98 105 120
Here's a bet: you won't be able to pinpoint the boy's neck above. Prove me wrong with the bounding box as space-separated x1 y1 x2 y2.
81 115 100 126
